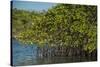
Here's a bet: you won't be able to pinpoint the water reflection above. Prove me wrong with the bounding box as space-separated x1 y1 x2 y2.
12 39 96 66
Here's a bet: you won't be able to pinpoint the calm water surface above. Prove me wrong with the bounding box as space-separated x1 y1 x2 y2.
12 39 96 66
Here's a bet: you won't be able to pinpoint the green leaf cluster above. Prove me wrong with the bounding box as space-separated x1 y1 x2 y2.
12 4 97 53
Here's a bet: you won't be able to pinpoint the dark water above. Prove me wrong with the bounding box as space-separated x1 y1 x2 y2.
12 39 96 66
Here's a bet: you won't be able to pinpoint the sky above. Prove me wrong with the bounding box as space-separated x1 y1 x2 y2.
12 1 57 11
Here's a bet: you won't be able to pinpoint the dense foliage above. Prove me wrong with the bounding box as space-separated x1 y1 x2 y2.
12 4 97 53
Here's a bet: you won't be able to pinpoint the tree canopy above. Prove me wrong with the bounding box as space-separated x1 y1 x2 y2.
12 4 97 53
